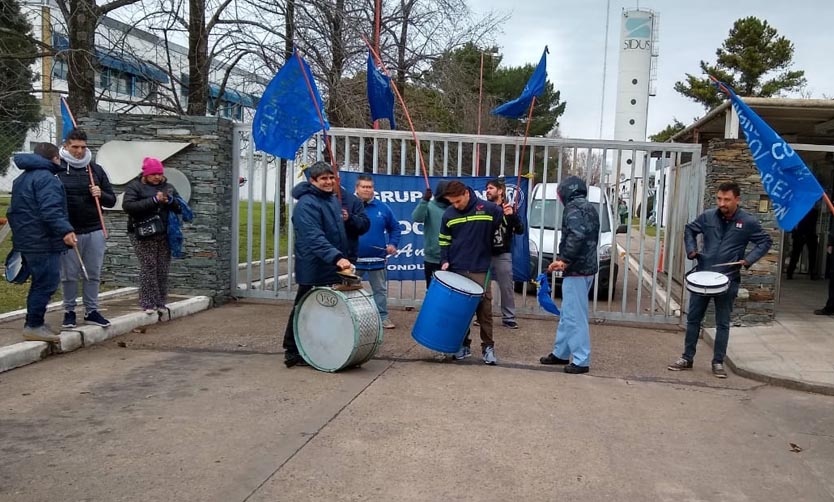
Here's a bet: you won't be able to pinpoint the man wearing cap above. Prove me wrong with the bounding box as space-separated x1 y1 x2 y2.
7 143 77 342
57 128 116 329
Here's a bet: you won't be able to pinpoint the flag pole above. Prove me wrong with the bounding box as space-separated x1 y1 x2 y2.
514 96 537 210
62 97 108 238
293 50 341 201
361 35 430 189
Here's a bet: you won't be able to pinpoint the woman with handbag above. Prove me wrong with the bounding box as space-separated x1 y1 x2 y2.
123 157 181 314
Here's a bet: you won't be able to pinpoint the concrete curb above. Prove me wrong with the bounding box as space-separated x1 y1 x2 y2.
0 287 139 324
0 296 211 374
702 328 834 397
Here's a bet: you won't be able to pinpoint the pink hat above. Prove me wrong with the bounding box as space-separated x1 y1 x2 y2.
142 157 164 176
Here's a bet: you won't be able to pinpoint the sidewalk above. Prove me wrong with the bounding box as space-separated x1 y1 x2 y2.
0 288 210 373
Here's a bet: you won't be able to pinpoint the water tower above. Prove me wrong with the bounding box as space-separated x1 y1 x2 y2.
612 8 658 211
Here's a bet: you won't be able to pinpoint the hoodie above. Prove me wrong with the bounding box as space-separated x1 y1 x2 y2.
557 176 600 277
438 186 503 273
291 181 350 286
412 180 450 264
7 154 74 254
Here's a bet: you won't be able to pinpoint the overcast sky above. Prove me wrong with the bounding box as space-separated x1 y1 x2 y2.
469 0 834 140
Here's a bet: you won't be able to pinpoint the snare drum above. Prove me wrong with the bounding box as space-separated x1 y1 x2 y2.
685 271 730 296
294 287 383 372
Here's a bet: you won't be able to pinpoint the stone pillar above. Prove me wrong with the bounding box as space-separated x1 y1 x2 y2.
77 113 234 305
705 139 779 325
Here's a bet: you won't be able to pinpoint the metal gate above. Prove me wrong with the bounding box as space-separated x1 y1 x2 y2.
231 125 703 324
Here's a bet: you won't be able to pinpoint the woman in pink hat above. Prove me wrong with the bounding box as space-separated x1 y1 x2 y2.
122 157 181 315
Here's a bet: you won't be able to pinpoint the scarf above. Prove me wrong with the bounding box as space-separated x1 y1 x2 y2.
59 146 92 169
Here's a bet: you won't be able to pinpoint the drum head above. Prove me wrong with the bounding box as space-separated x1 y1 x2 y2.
295 288 357 371
687 271 729 287
434 271 484 295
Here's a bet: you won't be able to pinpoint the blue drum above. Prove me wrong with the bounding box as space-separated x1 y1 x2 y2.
412 271 484 353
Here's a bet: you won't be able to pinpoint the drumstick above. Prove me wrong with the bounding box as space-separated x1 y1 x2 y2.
710 260 744 268
74 246 90 280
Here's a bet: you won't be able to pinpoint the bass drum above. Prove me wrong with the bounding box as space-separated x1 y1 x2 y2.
294 287 383 372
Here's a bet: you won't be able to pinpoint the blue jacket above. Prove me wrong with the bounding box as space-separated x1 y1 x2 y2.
685 207 772 282
356 198 401 271
439 187 503 273
291 181 349 286
341 189 370 262
557 176 600 277
7 154 74 254
168 195 194 258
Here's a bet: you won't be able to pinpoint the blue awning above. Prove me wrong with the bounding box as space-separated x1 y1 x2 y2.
209 84 257 108
52 33 170 84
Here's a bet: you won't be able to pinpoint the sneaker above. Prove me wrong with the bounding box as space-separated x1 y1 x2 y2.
482 346 497 365
144 308 157 315
452 346 471 360
382 318 396 329
22 325 60 343
84 310 111 327
502 320 519 329
667 357 693 371
712 362 728 379
62 311 77 328
540 353 570 365
564 363 589 374
284 352 308 368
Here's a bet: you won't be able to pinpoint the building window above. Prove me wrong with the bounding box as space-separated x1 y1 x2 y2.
632 78 638 85
52 58 68 80
629 119 635 125
630 98 637 105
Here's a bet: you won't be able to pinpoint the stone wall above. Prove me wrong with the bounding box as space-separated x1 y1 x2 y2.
704 139 780 325
78 113 234 304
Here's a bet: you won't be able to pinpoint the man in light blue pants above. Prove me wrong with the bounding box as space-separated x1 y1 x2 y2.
538 176 600 374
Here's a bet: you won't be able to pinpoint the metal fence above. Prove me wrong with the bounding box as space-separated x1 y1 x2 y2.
232 125 704 325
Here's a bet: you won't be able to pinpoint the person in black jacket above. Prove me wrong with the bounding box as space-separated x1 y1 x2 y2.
485 177 525 329
813 216 834 315
340 187 370 263
786 205 819 280
122 157 181 315
538 176 600 374
439 180 503 365
57 128 116 329
668 181 772 378
7 143 77 342
283 161 352 367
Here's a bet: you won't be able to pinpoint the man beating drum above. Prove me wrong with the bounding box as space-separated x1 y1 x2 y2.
283 161 353 368
668 181 772 378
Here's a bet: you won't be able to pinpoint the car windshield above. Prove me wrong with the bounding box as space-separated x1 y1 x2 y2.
528 199 611 232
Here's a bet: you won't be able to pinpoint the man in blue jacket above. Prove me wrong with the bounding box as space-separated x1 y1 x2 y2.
538 176 600 374
282 162 352 367
355 175 401 329
668 181 772 378
439 180 503 365
7 143 77 342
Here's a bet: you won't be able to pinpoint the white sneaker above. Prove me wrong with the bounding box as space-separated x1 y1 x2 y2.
382 318 396 329
22 325 60 343
482 346 497 365
452 346 471 360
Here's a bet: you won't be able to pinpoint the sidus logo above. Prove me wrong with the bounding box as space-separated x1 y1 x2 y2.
623 39 651 50
504 183 525 208
625 17 651 38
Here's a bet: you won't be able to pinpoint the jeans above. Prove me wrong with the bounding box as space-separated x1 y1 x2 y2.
552 276 593 367
22 252 61 328
683 281 740 364
283 284 313 354
60 230 106 313
457 271 494 350
491 252 515 322
363 268 389 321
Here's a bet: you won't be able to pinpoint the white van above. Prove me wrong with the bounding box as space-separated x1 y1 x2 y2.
522 182 625 299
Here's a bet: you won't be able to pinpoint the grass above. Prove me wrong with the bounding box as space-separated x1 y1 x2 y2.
0 197 289 315
629 217 664 238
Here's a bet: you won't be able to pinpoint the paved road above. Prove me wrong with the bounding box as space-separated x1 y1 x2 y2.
1 302 833 501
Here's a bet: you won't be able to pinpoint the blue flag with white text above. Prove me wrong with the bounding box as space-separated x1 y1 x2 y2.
491 47 548 119
366 51 396 129
338 173 530 282
60 96 76 142
253 50 329 159
714 80 823 231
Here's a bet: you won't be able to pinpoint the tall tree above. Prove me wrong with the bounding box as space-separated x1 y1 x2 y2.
674 17 806 109
0 0 42 175
649 119 685 142
55 0 142 117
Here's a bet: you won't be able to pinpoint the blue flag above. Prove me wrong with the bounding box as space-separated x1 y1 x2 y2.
491 47 548 119
366 51 396 128
253 51 329 159
714 79 823 231
535 272 560 316
60 96 76 142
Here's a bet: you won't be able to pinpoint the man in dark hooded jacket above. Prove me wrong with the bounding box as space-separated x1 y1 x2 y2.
282 161 352 367
7 143 77 342
539 176 599 374
340 188 370 262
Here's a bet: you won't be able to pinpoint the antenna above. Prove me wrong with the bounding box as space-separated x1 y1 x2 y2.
599 0 611 139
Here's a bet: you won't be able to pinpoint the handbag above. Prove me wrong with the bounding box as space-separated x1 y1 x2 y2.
134 214 165 239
